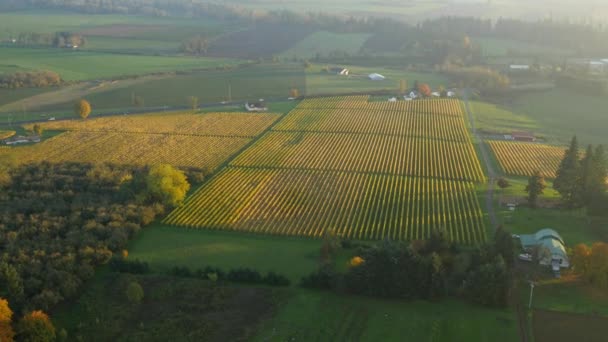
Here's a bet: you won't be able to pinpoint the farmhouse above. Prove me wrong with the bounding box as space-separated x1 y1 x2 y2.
509 64 530 71
519 229 569 274
368 73 385 81
245 101 268 112
329 67 349 76
510 131 536 142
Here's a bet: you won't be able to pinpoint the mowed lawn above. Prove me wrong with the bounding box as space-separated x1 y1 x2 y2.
128 224 323 283
255 290 519 342
0 47 238 81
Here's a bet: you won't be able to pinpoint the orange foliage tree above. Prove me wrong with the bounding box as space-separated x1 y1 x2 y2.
17 310 56 342
0 298 15 342
418 83 432 97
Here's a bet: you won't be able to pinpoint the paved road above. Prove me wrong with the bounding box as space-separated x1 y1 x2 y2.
462 89 498 230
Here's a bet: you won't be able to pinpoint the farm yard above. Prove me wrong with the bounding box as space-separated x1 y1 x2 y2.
165 97 487 243
488 140 566 179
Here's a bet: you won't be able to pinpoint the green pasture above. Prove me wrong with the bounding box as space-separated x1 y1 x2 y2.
0 9 229 40
531 281 608 317
0 47 238 81
280 31 371 59
305 64 448 95
509 88 608 146
476 37 574 57
254 290 519 342
469 101 538 135
128 224 323 284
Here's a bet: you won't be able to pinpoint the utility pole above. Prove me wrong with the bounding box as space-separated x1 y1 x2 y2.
528 281 535 309
228 82 232 102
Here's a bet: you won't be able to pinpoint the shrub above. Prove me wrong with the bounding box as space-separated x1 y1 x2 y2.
109 257 150 274
126 281 144 304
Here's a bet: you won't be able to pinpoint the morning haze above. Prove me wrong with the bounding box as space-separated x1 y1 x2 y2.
0 0 607 341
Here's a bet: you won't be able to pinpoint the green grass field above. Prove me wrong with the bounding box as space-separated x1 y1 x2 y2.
126 224 519 342
0 63 446 117
280 31 371 59
305 64 447 95
128 224 323 283
510 88 608 146
476 37 573 57
0 9 230 44
470 101 538 135
0 47 238 81
531 281 608 316
254 290 519 342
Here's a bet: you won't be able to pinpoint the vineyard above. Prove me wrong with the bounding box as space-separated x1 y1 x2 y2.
6 112 280 171
488 140 566 179
166 97 488 243
31 112 279 137
0 130 16 140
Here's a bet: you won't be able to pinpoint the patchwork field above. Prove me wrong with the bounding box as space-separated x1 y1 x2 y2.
488 140 565 179
6 112 280 171
0 47 238 81
166 97 486 243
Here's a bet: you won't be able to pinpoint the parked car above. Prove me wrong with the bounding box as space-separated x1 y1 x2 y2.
518 253 533 262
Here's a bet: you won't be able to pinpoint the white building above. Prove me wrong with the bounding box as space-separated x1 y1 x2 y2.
368 73 386 81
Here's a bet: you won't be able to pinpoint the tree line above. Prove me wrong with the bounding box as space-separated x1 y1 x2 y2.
301 227 515 308
0 162 191 315
7 0 608 56
0 71 62 89
554 137 607 212
5 31 86 48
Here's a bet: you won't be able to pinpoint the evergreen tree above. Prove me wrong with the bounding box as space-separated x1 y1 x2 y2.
579 145 595 205
591 145 607 193
554 136 582 208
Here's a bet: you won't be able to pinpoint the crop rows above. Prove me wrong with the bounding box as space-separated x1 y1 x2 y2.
297 97 464 116
232 132 484 181
13 131 251 170
274 108 469 140
488 140 565 178
165 97 487 243
34 112 280 137
164 167 486 243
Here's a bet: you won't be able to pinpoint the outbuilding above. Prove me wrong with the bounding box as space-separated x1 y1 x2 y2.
368 73 385 81
520 229 569 275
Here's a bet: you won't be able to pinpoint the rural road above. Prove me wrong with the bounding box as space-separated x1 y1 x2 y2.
462 89 499 230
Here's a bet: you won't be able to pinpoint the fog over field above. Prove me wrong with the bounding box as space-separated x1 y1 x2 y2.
228 0 608 22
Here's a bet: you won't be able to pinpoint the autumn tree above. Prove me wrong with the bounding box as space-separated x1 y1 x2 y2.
32 123 43 136
146 164 190 206
418 83 432 97
17 311 56 342
0 298 15 342
289 88 299 98
572 242 608 289
126 281 144 304
399 79 408 94
571 243 591 275
180 35 209 55
187 96 199 111
554 136 582 208
525 170 546 208
74 99 91 119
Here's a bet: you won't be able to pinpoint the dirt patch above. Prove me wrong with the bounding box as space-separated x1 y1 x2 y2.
533 309 608 342
79 24 166 38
